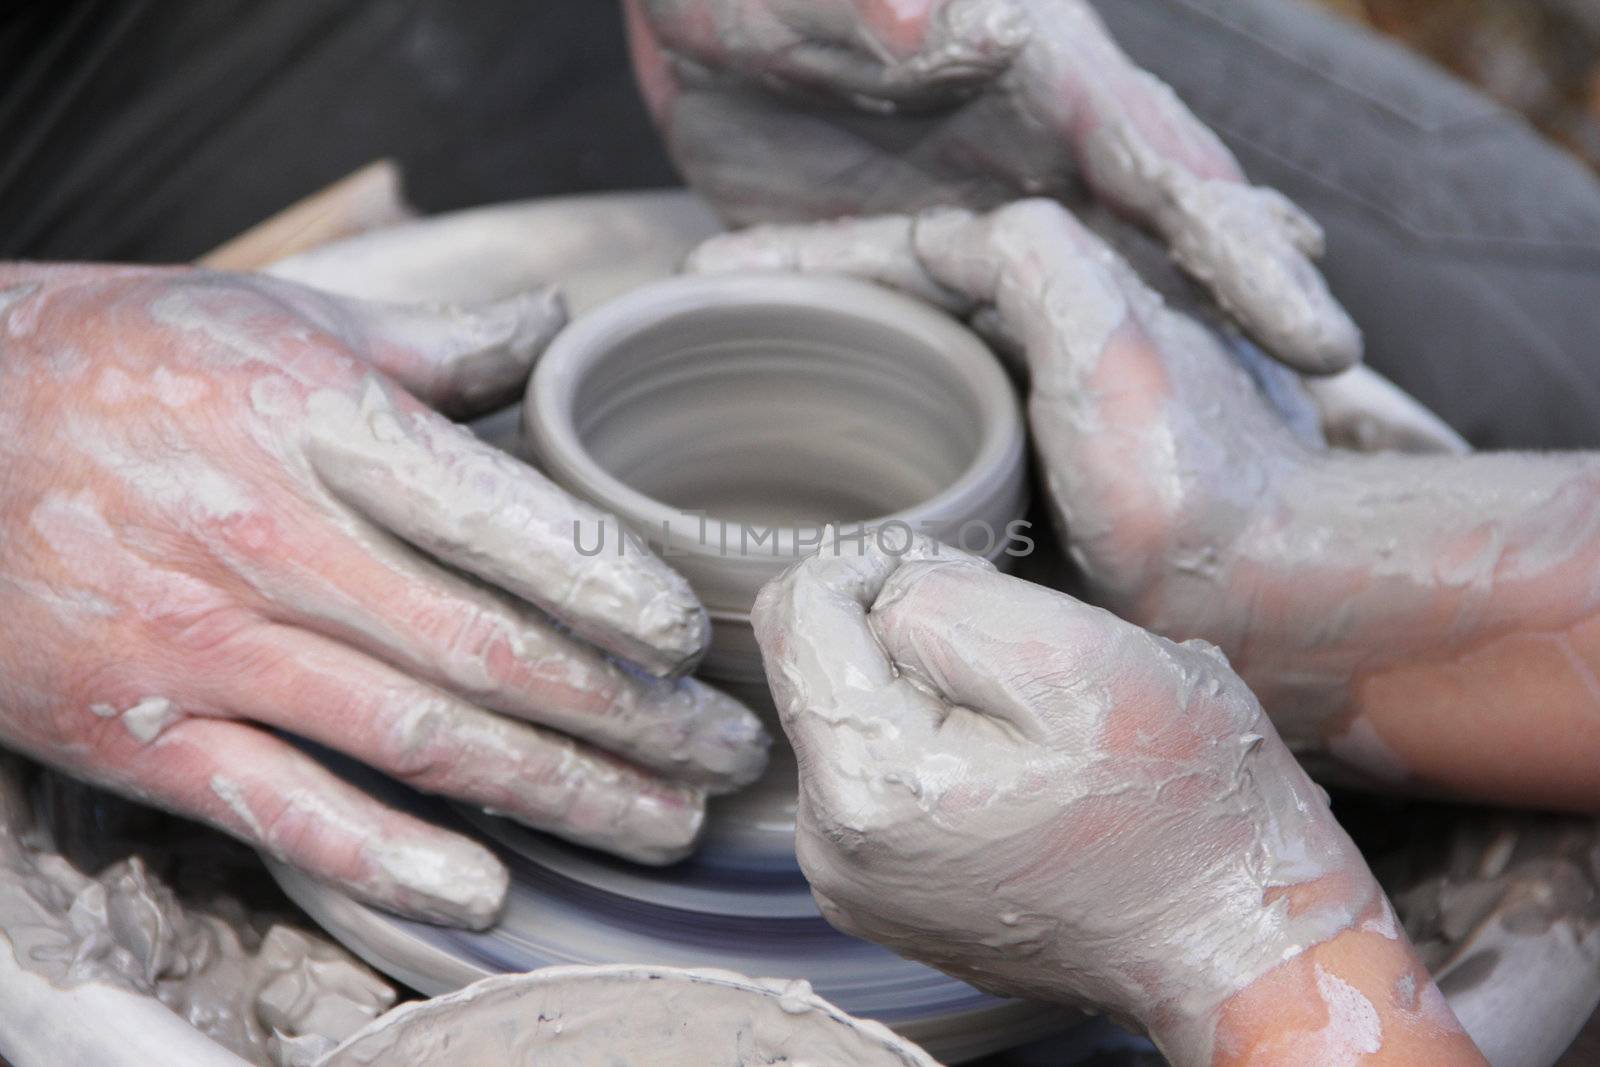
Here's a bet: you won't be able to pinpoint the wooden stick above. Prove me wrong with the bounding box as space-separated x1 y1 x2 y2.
199 159 413 271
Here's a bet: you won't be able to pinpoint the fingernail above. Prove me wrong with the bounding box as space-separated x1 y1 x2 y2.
934 0 1029 64
625 572 712 677
362 835 508 930
553 773 707 866
516 286 569 353
634 679 772 793
609 783 708 865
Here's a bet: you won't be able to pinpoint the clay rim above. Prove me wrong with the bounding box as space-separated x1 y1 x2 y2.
324 963 943 1066
525 271 1026 577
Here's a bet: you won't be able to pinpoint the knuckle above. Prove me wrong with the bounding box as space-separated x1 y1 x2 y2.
148 600 260 658
197 507 287 562
538 749 593 816
254 794 328 861
795 831 850 898
993 198 1066 233
60 652 185 754
872 561 970 631
372 699 462 786
428 604 519 695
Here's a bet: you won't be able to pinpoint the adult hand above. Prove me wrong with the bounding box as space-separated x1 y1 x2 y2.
0 265 769 928
752 537 1486 1066
627 0 1361 374
692 201 1600 812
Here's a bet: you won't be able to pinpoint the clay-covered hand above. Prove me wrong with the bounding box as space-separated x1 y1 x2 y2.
0 265 769 928
751 537 1436 1064
694 202 1600 812
627 0 1360 374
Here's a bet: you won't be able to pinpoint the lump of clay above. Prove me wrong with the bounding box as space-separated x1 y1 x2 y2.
1386 813 1600 1067
323 965 941 1066
0 754 394 1067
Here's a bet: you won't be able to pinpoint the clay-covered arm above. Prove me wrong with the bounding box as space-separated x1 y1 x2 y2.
1208 917 1488 1067
691 202 1600 811
0 264 768 929
628 0 1360 373
1220 448 1600 810
751 536 1485 1066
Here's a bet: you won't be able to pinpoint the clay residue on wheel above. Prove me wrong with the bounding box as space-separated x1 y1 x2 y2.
1388 813 1600 1067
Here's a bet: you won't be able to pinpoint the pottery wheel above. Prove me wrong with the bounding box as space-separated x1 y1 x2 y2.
262 191 1072 1064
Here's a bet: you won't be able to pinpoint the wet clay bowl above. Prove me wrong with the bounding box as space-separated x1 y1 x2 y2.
524 271 1028 687
323 965 943 1066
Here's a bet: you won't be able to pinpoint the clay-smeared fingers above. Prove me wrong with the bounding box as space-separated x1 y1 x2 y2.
253 275 568 419
868 557 1092 744
1302 364 1471 455
1156 181 1362 375
688 203 1123 356
688 202 1129 387
865 554 1248 765
773 0 1028 106
238 494 766 792
751 537 949 781
634 0 1027 106
207 625 708 866
909 202 1142 372
339 287 567 419
303 377 710 677
686 215 971 312
105 716 510 929
1018 0 1360 374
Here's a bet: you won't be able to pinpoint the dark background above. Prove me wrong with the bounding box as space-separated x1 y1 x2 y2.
0 1 677 261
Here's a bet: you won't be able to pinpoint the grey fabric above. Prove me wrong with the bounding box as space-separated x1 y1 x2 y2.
0 2 677 263
5 1 1597 448
1090 0 1600 451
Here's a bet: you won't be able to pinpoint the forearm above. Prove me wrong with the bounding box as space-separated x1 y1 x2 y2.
1181 905 1487 1067
1211 449 1600 807
1051 311 1600 807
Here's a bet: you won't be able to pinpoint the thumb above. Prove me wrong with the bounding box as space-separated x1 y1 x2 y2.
301 283 568 418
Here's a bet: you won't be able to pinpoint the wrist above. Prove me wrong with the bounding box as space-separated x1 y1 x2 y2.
1151 903 1489 1067
1127 868 1387 1067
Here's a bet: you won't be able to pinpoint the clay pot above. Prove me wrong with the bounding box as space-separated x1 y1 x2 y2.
524 271 1028 685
